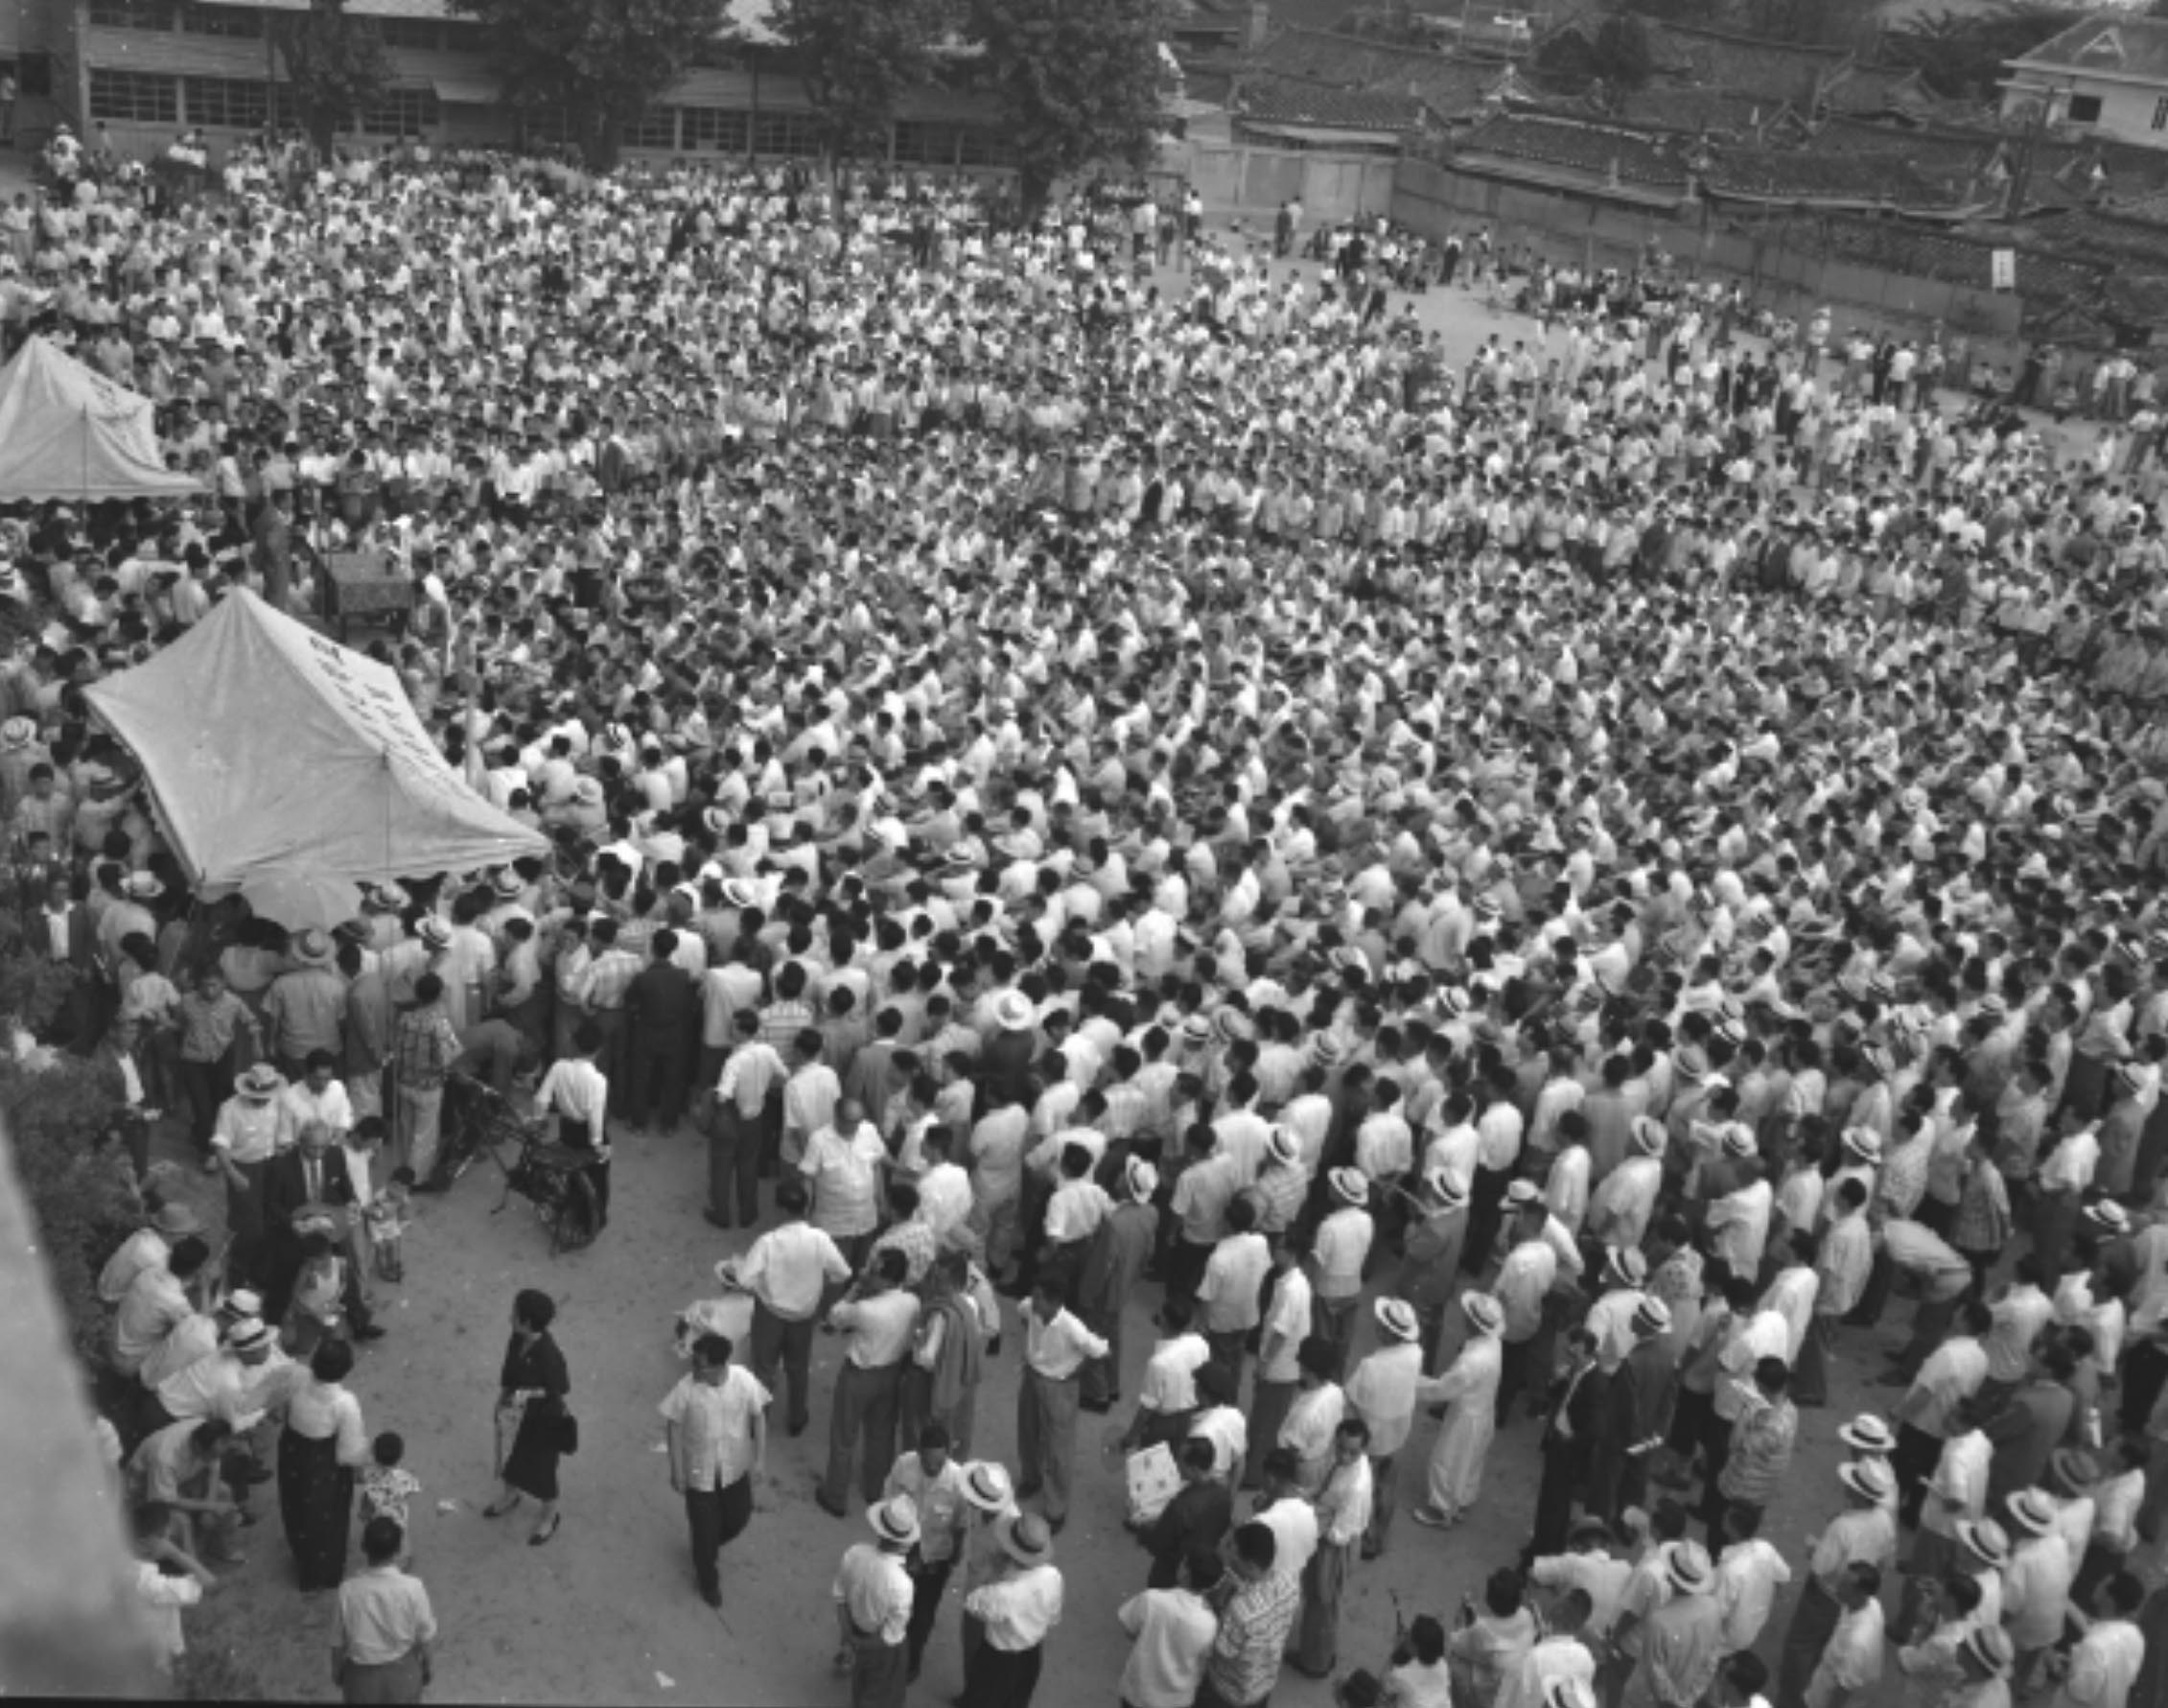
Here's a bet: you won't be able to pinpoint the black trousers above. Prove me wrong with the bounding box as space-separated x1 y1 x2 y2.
684 1472 753 1600
963 1638 1042 1708
750 1301 817 1431
905 1556 954 1668
1529 1442 1581 1559
1893 1421 1943 1529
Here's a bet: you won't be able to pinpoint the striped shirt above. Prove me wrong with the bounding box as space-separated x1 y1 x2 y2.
577 948 642 1012
1206 1569 1301 1707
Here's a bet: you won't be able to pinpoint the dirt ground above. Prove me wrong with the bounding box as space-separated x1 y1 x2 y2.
142 271 2124 1705
152 1077 1898 1708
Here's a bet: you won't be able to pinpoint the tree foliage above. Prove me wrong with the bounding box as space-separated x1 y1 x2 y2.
778 0 954 169
1884 5 2088 103
270 0 395 159
447 0 728 170
968 0 1170 218
1594 15 1655 89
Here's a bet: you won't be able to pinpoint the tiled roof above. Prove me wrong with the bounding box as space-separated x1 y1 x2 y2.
1453 112 1691 189
1702 146 1973 210
2011 17 2168 82
1246 26 1433 85
1236 73 1432 130
1591 85 1787 137
1241 26 1503 120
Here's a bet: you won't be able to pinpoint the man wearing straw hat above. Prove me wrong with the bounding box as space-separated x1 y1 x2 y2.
832 1494 918 1708
960 1510 1062 1707
1775 1460 1898 1708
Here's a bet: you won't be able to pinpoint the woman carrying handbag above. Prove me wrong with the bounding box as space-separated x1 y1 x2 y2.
486 1287 571 1546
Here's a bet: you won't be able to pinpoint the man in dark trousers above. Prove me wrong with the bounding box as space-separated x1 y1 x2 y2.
261 1117 379 1339
1527 1327 1607 1563
623 928 698 1133
1142 1436 1231 1589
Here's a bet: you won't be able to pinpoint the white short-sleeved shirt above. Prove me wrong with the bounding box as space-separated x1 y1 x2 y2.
657 1366 770 1490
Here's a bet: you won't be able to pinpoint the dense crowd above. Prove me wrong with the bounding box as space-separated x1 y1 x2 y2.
40 136 2168 1708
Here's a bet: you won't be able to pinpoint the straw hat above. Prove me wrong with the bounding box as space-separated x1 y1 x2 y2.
1630 1115 1667 1157
1460 1291 1504 1336
993 991 1036 1032
869 1495 921 1548
236 1063 286 1100
996 1511 1054 1568
963 1462 1014 1512
1374 1297 1420 1344
1838 1415 1897 1456
289 927 333 966
2005 1487 2058 1537
1956 1517 2010 1568
152 1202 202 1237
1328 1167 1368 1207
415 915 453 949
1961 1625 2015 1679
1838 1460 1895 1505
1666 1539 1714 1596
1125 1158 1160 1203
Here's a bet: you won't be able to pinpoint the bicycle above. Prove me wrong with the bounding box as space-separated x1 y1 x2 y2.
438 1073 599 1256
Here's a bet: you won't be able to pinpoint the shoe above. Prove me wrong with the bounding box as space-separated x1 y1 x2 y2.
815 1493 848 1519
700 1586 722 1610
352 1324 385 1343
1409 1505 1454 1530
528 1513 561 1547
1047 1516 1066 1535
482 1497 521 1519
703 1210 734 1231
788 1416 809 1439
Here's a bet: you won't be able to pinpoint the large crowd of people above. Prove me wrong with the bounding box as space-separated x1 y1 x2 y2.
42 131 2168 1706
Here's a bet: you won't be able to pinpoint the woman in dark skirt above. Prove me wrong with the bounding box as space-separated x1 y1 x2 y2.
484 1287 570 1545
278 1339 371 1590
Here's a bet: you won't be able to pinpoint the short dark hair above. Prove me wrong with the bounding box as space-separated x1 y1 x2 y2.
514 1288 556 1331
692 1333 733 1367
1232 1521 1275 1571
361 1515 404 1565
311 1339 355 1383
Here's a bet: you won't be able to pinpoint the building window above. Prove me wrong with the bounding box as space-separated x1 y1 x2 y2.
181 4 261 36
2066 93 2103 124
682 106 748 152
360 86 437 135
752 109 819 156
378 18 439 50
184 76 268 129
90 67 180 122
894 120 962 165
622 107 678 150
2153 95 2168 130
440 21 487 53
957 126 1014 167
88 0 177 28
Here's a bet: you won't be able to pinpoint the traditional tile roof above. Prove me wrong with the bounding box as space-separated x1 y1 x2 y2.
1701 146 1970 210
1240 26 1503 122
1581 85 1789 138
2010 17 2168 83
1452 112 1692 190
1235 72 1434 132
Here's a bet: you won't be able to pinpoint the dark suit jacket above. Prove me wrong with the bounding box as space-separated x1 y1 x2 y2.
262 1145 361 1319
1984 1380 2076 1505
1146 1478 1232 1589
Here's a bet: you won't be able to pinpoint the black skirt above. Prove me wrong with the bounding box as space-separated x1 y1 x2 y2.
277 1425 353 1591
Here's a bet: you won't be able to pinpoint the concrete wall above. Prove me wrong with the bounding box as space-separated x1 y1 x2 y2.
2003 73 2168 154
1160 139 1396 222
1391 156 2024 344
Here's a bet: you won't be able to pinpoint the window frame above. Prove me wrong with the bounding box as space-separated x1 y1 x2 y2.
89 66 181 124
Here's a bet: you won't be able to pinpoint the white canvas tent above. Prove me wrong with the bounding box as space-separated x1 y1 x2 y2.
0 337 200 503
83 590 546 887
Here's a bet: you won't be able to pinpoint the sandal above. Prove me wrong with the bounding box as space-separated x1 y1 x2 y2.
527 1513 561 1547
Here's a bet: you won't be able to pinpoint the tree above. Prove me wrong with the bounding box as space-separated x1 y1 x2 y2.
968 0 1169 221
447 0 728 172
270 0 395 159
778 0 953 172
1885 5 2086 104
1593 15 1655 90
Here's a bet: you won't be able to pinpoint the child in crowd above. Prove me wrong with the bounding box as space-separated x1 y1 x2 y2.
366 1166 414 1282
283 1229 346 1357
357 1431 422 1534
131 1500 217 1680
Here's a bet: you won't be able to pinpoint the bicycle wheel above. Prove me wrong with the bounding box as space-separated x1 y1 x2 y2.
544 1169 599 1255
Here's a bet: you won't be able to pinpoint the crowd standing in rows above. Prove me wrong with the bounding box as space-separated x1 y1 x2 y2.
48 134 2168 1707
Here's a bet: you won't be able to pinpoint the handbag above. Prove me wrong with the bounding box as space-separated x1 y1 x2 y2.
557 1407 580 1457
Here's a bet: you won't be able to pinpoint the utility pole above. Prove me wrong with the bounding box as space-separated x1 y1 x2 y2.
2002 77 2063 224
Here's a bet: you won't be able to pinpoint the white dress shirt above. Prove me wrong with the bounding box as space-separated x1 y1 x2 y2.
739 1221 852 1322
965 1563 1064 1651
1138 1334 1210 1415
658 1366 769 1489
1117 1587 1217 1708
1025 1307 1108 1381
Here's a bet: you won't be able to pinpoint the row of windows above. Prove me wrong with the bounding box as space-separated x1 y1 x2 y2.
86 68 1008 160
89 1 487 52
88 69 440 135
